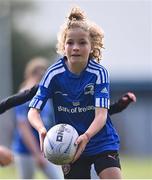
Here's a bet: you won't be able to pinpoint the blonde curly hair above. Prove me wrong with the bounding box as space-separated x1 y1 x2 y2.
56 6 104 63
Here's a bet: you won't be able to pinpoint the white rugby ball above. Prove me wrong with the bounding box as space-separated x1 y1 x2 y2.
43 124 79 165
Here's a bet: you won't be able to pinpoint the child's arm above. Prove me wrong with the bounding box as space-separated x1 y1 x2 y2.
109 92 136 115
0 85 38 114
28 108 47 152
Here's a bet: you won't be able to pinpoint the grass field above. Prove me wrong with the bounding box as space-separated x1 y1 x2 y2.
121 155 152 179
0 155 152 179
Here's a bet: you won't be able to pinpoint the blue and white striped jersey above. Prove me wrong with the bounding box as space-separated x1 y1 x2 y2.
29 57 120 155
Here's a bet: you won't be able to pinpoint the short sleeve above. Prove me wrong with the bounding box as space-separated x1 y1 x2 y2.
94 67 110 109
29 85 50 110
29 67 53 110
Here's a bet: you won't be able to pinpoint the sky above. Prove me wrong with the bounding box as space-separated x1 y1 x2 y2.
14 0 152 82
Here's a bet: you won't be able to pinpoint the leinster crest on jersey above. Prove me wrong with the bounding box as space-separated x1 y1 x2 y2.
84 83 94 95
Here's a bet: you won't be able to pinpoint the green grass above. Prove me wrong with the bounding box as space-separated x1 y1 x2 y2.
0 164 47 179
121 155 152 179
0 155 152 179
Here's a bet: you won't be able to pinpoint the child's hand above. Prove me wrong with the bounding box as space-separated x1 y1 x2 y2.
122 92 136 103
38 127 47 152
72 133 90 163
0 146 13 166
118 92 136 109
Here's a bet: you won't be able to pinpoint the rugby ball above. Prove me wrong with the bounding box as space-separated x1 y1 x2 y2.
43 124 79 165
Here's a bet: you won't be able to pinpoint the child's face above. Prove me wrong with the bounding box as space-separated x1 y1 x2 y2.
64 28 92 67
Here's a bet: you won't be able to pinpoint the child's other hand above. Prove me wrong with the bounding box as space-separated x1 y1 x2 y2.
72 133 90 163
38 127 47 152
118 92 136 109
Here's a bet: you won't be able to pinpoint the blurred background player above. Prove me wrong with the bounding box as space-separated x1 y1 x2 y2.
11 57 63 179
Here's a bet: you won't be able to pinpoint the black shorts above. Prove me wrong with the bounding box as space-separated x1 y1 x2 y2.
62 150 121 179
